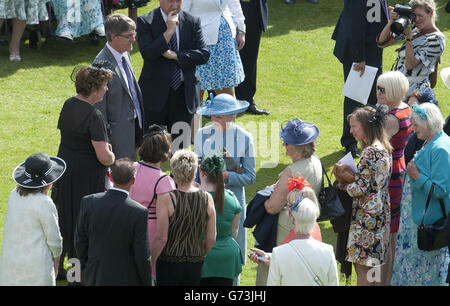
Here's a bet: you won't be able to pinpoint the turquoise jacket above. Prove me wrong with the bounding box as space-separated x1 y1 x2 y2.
411 132 450 225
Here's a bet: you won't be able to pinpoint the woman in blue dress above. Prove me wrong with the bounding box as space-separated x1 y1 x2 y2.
182 0 245 99
391 102 450 286
50 0 105 41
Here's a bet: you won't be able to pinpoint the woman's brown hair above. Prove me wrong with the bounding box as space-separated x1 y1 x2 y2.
74 66 113 97
347 106 393 154
200 157 225 214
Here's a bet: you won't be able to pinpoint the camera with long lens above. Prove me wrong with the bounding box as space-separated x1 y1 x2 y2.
390 4 416 35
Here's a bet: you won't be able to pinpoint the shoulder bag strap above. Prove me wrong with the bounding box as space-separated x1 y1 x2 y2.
419 183 435 226
288 243 324 286
321 163 332 188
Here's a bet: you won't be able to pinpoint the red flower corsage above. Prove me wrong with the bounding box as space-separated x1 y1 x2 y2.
287 176 311 192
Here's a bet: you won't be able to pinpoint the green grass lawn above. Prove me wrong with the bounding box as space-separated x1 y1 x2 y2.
1 0 449 286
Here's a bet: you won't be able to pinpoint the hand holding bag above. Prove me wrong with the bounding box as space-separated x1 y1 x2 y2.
317 163 345 222
417 183 448 251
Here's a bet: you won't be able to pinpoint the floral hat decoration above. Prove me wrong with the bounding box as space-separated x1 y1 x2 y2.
287 176 312 193
201 153 226 176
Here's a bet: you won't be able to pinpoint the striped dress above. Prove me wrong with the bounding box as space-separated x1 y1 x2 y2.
396 28 445 96
388 107 413 233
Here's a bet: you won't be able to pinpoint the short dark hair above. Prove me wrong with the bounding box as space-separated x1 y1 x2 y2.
138 132 172 163
75 66 113 97
111 158 136 186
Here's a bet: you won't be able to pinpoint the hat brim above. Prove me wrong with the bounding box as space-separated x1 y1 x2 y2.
281 124 320 146
12 156 66 188
440 67 450 90
196 100 249 116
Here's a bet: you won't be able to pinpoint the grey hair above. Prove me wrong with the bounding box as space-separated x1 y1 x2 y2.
293 142 316 158
411 102 444 136
104 13 136 42
291 198 319 236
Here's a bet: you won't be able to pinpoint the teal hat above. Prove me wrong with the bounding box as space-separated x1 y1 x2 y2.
196 93 249 116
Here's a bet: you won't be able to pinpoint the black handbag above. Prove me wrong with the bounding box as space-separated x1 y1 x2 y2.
317 163 345 222
417 183 448 251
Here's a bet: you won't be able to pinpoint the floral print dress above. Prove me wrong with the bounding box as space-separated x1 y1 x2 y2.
0 0 49 24
345 145 391 267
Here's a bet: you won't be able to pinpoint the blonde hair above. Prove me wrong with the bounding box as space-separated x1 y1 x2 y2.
287 186 320 218
170 149 198 186
377 71 409 103
409 0 437 23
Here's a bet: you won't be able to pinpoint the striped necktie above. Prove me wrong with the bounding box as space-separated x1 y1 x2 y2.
169 33 182 90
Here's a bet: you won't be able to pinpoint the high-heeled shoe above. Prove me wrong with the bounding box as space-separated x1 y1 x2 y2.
9 54 21 62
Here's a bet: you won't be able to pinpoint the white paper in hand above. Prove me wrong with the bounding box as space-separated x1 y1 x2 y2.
338 152 359 173
342 64 379 105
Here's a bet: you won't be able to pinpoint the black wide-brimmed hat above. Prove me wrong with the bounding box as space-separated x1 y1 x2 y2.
12 153 66 188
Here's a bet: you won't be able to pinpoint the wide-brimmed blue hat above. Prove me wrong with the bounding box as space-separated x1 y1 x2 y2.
196 93 249 116
280 119 319 146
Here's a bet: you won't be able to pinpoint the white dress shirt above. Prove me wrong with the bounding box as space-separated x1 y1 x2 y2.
182 0 246 45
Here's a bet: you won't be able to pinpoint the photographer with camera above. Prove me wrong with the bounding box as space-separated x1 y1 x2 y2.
377 0 445 97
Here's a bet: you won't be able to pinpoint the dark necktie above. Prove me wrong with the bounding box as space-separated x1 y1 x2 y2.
121 56 142 128
169 33 182 90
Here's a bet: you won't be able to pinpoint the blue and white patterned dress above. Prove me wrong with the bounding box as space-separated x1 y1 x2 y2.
391 176 449 286
50 0 104 39
0 0 48 24
197 15 245 91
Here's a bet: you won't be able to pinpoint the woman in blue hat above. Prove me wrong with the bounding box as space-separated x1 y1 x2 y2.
254 118 323 285
194 93 255 284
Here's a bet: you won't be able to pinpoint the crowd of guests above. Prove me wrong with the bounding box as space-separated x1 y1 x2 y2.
0 0 450 287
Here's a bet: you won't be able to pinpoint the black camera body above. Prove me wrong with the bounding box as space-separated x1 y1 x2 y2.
390 4 416 35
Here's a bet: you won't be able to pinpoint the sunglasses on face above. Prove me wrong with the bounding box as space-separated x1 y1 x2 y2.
377 86 385 94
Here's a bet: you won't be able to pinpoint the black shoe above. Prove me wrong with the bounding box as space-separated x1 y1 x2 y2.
29 29 42 50
246 103 270 115
345 143 360 158
284 0 295 4
307 0 318 4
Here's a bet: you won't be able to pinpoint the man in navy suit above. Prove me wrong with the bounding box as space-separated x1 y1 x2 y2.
137 0 209 149
74 158 151 286
332 0 388 157
235 0 270 115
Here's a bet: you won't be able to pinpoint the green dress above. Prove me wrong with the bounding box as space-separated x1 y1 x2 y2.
201 190 243 280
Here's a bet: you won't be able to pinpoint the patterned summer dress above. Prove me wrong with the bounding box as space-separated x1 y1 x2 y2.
50 0 104 39
0 0 48 24
197 15 245 91
345 145 392 267
391 176 449 286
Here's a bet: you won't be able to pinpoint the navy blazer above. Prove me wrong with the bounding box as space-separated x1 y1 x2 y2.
244 187 277 252
74 189 151 286
332 0 388 64
136 8 210 115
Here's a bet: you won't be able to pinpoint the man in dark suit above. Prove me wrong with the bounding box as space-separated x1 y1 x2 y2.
332 0 388 157
93 14 144 160
74 158 151 286
136 0 209 149
235 0 270 115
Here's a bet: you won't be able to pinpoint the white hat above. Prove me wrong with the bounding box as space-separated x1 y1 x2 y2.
440 67 450 90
